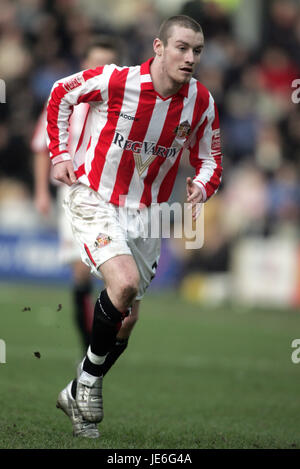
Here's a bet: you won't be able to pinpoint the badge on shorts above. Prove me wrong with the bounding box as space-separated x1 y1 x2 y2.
94 233 112 248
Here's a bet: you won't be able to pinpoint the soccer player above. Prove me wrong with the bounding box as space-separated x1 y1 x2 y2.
47 15 222 438
32 37 123 352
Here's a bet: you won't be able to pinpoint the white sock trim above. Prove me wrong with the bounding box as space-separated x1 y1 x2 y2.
87 346 107 365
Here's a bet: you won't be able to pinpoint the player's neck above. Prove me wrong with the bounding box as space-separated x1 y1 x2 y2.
150 57 182 98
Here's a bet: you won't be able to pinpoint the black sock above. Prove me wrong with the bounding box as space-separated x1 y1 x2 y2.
82 289 124 377
102 337 129 376
82 355 104 377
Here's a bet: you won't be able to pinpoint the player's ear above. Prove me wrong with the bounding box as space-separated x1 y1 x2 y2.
153 38 163 57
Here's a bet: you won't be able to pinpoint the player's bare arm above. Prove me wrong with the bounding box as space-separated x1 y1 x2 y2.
53 160 77 186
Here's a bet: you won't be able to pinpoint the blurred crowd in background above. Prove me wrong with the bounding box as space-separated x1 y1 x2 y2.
0 0 300 307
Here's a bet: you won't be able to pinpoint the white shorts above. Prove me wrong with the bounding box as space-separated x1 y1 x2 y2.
63 184 161 300
57 184 82 264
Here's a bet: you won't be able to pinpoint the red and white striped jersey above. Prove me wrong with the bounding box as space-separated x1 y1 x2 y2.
47 57 222 208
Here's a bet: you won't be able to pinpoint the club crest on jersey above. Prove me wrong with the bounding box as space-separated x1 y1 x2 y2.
94 233 111 248
174 120 191 138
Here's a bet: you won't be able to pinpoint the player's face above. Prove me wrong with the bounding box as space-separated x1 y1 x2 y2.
158 26 204 85
83 48 118 69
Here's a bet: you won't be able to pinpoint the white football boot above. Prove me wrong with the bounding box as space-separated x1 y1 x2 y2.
76 361 104 423
56 381 100 438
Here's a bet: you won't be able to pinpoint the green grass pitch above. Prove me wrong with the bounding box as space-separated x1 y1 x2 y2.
0 281 300 449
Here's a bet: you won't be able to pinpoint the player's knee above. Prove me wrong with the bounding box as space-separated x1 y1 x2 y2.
106 269 140 311
119 281 139 307
116 270 140 305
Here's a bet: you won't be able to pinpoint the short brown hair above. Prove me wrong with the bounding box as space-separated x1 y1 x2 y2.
158 15 203 45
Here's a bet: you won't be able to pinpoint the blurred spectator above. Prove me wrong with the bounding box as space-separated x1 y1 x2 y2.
267 163 300 234
181 0 233 38
255 123 283 172
220 161 269 238
221 69 261 162
279 107 300 165
30 58 74 105
183 195 232 274
257 46 299 98
0 28 31 81
123 1 161 63
263 0 300 65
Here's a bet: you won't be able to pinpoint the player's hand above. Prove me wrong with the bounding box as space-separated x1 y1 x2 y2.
186 177 203 220
34 191 52 216
53 160 77 186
